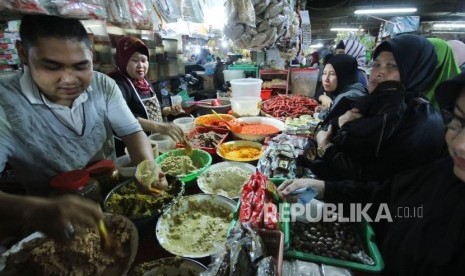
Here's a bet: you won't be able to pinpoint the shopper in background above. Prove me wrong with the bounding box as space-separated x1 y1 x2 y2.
315 54 367 121
423 38 461 109
0 14 159 236
304 34 445 181
108 36 185 156
279 72 465 275
334 39 368 88
314 53 333 100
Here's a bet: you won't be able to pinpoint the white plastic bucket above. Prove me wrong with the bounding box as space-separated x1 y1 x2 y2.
223 70 245 82
230 97 262 117
230 78 263 98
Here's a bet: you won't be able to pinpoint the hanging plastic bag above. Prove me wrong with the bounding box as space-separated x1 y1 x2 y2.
151 0 181 24
0 0 13 11
225 0 255 27
8 0 48 14
47 0 107 19
181 0 204 23
105 0 132 28
127 0 153 30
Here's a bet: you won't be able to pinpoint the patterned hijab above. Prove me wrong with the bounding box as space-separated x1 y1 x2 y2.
424 38 461 108
112 36 151 95
373 34 438 97
342 39 367 69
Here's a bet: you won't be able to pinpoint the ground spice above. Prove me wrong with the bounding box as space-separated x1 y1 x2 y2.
239 123 279 135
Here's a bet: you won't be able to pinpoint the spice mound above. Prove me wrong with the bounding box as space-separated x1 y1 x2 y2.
199 167 252 198
222 145 262 161
237 123 279 135
5 215 135 275
105 179 182 218
158 197 233 256
160 155 198 176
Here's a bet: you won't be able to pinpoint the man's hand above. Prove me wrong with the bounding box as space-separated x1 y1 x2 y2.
338 108 363 127
23 195 103 242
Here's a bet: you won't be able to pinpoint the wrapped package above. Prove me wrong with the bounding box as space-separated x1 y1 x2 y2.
8 0 48 14
48 0 107 19
181 0 204 23
151 0 181 24
105 0 132 28
127 0 153 30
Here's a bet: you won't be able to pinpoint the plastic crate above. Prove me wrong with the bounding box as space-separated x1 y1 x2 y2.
258 229 284 276
284 219 384 273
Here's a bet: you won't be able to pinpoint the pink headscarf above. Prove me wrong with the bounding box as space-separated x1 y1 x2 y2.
448 40 465 67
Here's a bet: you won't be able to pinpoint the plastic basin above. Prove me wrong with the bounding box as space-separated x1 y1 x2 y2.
155 148 212 183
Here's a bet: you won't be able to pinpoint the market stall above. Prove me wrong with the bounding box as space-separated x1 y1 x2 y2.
0 1 387 276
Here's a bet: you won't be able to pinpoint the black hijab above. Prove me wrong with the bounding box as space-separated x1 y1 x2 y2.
373 34 437 96
325 54 358 96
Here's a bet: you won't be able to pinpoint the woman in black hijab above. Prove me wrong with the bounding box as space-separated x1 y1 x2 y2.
302 34 446 181
316 54 367 120
281 71 465 276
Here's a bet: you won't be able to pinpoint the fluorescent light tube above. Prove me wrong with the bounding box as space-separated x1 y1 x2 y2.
355 8 417 14
330 28 360 32
433 23 465 28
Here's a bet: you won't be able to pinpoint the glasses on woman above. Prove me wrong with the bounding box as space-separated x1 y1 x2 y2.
370 61 399 72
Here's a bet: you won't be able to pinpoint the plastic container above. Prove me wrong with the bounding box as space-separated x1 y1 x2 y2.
155 148 212 183
173 117 196 133
223 69 245 82
261 89 272 100
50 170 102 204
290 68 319 97
230 78 263 98
115 155 136 178
148 133 176 153
230 96 261 117
284 220 384 273
84 160 119 198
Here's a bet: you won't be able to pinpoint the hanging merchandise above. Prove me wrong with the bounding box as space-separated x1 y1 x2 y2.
151 0 181 24
105 0 132 28
181 0 204 23
47 0 107 20
224 0 292 51
127 0 153 30
5 0 48 14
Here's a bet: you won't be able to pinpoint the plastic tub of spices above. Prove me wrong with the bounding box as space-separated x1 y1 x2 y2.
49 170 102 204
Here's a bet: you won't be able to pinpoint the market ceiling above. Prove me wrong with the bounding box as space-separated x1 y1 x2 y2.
306 0 465 40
